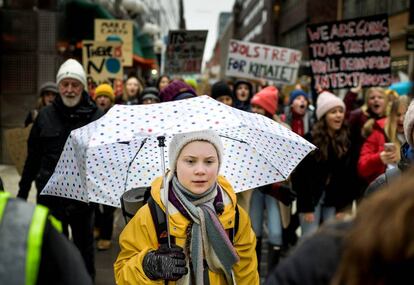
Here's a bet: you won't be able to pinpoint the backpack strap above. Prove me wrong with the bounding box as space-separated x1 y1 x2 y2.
148 195 240 248
147 197 175 246
227 204 240 244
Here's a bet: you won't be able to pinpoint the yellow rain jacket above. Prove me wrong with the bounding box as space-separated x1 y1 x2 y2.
114 175 259 285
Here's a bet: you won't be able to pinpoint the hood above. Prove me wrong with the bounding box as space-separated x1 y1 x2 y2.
233 80 253 107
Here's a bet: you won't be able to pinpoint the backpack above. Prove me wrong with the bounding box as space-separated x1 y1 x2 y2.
120 186 240 244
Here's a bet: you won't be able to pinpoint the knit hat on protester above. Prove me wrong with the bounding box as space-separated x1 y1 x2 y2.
56 59 87 89
39 81 58 96
404 100 414 147
140 87 160 103
94 83 115 102
289 89 309 105
168 130 224 179
316 91 346 120
211 81 233 100
250 86 279 116
159 80 197 102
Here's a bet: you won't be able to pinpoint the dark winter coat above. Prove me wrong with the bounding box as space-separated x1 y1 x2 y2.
17 91 103 202
291 133 354 213
347 108 384 198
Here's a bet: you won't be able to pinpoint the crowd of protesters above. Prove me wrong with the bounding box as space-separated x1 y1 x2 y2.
2 56 414 284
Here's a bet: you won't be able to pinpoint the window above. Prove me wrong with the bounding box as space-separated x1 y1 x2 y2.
343 0 408 18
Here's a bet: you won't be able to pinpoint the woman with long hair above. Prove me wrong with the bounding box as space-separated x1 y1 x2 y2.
347 87 389 200
358 95 409 184
122 76 144 105
292 91 353 237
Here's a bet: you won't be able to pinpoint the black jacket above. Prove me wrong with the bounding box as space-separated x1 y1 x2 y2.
18 91 103 201
36 219 93 285
291 133 354 212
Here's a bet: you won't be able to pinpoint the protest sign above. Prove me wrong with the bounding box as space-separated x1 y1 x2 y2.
82 40 123 98
164 30 208 75
307 14 391 90
225 39 302 84
95 19 133 66
4 125 32 175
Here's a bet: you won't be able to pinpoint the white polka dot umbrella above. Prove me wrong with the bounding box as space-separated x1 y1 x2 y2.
42 95 316 207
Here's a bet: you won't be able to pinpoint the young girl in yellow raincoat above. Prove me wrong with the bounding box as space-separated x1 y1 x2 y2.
114 130 259 284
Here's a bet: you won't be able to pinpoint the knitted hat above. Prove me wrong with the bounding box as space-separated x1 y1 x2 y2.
168 130 224 178
56 59 87 89
289 89 309 105
159 80 197 102
250 86 278 115
140 87 160 103
94 83 115 102
404 100 414 147
39 81 58 96
211 81 233 100
316 91 346 120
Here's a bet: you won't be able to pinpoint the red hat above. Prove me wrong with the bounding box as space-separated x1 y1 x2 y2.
250 86 278 115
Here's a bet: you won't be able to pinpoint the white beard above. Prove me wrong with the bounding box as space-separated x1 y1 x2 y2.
61 93 82 107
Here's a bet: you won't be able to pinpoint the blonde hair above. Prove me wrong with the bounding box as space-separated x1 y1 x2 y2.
361 87 387 116
384 95 409 148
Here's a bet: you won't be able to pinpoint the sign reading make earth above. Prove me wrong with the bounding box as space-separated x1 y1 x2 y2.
225 39 302 84
307 14 391 90
164 30 208 75
95 19 133 66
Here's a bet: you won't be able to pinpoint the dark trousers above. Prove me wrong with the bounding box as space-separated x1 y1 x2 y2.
45 196 96 281
95 204 116 240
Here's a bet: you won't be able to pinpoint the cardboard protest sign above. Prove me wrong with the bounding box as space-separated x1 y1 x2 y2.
307 14 391 90
164 30 208 75
95 19 133 66
4 125 32 175
82 40 123 98
225 39 302 84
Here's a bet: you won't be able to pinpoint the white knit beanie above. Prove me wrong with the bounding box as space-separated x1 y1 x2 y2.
316 91 346 120
403 100 414 147
56 59 87 90
168 130 224 177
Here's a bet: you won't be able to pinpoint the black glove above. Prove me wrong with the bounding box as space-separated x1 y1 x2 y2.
143 244 188 281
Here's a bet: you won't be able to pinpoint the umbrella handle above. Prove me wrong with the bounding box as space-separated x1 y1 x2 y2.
157 136 171 248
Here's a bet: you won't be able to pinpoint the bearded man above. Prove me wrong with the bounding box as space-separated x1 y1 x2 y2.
17 58 103 280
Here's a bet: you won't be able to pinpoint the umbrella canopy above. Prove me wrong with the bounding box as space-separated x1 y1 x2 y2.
42 96 315 207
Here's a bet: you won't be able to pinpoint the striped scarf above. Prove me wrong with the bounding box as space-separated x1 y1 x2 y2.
171 176 239 284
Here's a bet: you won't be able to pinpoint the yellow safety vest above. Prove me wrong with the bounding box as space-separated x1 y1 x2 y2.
0 192 61 285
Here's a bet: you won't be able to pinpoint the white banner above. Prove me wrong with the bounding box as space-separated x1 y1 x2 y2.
225 39 302 84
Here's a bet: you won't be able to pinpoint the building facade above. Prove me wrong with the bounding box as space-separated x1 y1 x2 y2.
208 0 412 85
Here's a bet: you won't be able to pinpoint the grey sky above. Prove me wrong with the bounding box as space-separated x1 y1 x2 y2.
183 0 235 66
